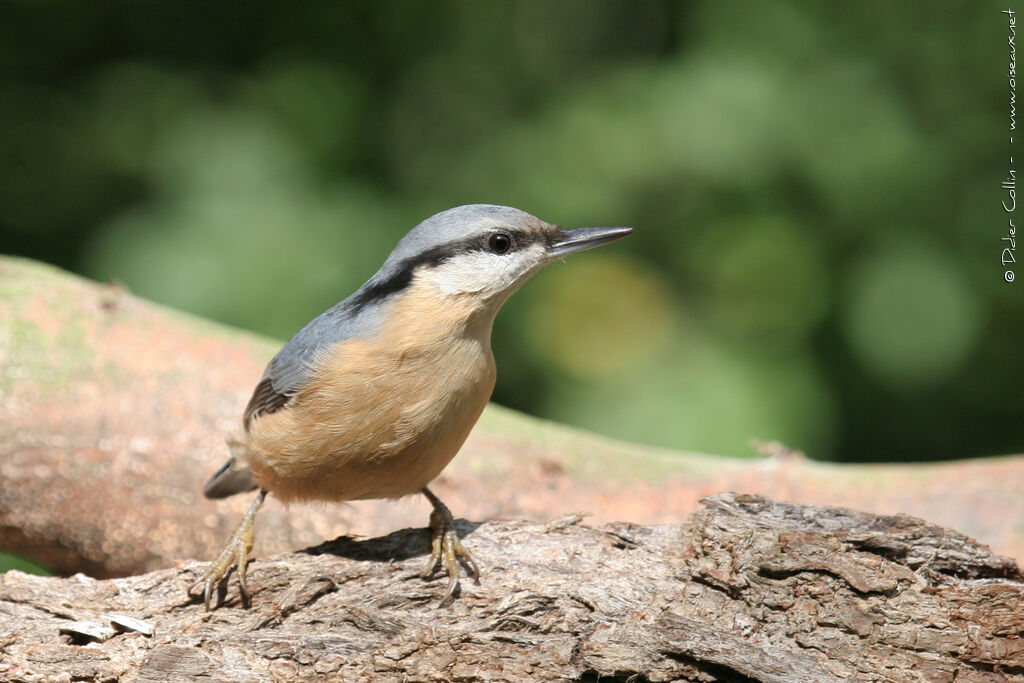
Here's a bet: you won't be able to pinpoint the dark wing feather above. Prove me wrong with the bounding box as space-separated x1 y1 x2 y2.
239 295 382 432
243 376 294 430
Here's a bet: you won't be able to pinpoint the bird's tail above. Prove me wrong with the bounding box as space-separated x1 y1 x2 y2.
203 437 258 499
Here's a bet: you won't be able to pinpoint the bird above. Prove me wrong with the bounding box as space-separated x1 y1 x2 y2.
190 204 632 609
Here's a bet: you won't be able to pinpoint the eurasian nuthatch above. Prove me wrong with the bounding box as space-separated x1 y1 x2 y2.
191 204 632 609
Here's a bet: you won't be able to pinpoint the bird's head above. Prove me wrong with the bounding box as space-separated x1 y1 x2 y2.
371 204 632 310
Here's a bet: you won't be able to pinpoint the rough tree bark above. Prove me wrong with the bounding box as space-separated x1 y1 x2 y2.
1 494 1022 682
2 256 1023 579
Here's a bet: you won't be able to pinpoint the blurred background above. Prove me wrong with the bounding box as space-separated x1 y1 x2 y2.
2 0 1020 466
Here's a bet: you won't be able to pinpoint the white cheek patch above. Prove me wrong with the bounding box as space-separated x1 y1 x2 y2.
418 246 545 298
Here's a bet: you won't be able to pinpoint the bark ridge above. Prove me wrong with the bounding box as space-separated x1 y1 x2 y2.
1 494 1021 682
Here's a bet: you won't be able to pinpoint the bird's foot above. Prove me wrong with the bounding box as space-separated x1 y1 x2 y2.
420 490 480 604
189 491 264 610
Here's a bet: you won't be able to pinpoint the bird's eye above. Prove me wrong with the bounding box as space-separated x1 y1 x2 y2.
488 232 513 254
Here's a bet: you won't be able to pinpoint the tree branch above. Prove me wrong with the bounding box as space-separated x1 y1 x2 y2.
1 494 1021 681
2 256 1022 579
3 258 1022 678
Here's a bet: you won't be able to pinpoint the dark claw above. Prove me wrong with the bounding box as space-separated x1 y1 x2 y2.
420 487 480 604
189 491 264 610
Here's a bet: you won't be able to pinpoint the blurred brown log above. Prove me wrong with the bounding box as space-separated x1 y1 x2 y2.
1 494 1021 682
1 255 1022 579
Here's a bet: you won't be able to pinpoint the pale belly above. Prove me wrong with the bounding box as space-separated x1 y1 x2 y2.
243 333 496 504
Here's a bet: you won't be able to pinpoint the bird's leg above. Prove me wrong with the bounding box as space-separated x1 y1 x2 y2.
190 489 266 610
419 486 480 603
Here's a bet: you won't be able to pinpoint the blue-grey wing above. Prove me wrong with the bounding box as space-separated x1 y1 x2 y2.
242 299 374 430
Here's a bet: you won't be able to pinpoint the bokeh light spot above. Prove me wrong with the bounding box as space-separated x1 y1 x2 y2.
688 215 829 344
525 253 675 380
543 331 835 459
843 244 981 387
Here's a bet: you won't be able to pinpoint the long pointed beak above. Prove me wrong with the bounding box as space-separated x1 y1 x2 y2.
547 226 633 257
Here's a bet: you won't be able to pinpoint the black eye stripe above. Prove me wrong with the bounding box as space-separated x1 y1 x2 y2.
349 226 562 312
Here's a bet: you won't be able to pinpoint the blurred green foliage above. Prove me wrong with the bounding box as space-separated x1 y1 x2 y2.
2 0 1020 463
0 552 50 576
